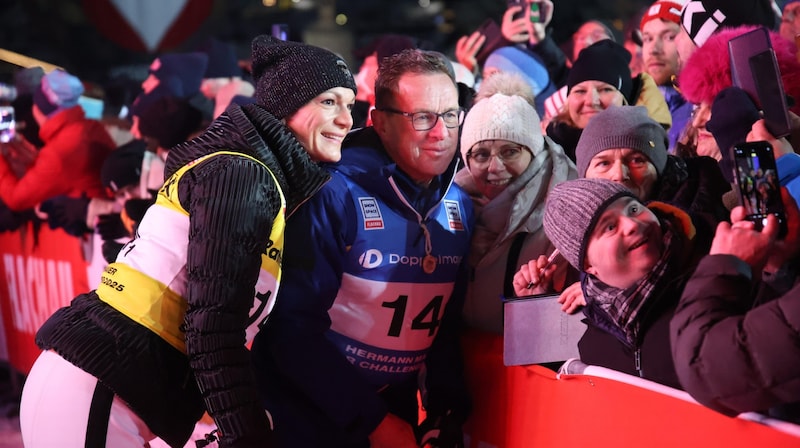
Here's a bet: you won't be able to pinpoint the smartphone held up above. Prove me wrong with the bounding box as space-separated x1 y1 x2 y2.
732 141 788 239
508 0 544 24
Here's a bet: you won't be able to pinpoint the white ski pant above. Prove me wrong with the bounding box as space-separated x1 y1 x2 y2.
20 350 156 447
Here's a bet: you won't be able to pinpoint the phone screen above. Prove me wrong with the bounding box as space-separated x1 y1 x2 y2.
0 106 15 143
529 2 541 23
733 141 788 238
271 24 289 41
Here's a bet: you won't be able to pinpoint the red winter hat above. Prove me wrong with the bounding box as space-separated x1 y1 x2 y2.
640 1 683 31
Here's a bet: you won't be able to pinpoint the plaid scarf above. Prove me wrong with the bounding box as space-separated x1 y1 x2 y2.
582 222 677 346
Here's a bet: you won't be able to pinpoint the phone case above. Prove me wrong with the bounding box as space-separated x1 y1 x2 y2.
728 26 770 106
474 19 508 66
750 49 792 138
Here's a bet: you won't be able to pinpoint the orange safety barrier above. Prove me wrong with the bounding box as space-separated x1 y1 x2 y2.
0 222 90 374
462 329 800 448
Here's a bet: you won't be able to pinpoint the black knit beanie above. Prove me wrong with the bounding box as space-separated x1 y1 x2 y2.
137 96 203 149
567 40 632 102
101 139 147 192
680 0 777 48
200 37 241 79
251 35 357 119
543 178 636 271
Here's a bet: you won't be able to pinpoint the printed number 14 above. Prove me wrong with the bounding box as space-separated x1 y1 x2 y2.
381 295 443 337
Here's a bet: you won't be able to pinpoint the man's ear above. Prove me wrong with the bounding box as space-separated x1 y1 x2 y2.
371 108 385 135
585 264 597 276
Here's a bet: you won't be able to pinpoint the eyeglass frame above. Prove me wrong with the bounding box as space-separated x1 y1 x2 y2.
377 107 465 131
465 144 529 166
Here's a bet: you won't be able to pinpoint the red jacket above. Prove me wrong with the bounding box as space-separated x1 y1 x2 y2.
0 106 115 211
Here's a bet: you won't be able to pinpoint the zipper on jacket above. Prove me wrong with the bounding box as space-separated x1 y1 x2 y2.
634 348 644 378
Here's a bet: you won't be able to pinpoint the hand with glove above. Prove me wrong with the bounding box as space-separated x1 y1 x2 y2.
122 198 154 234
0 199 34 232
416 410 465 448
39 195 91 237
101 240 125 264
707 87 761 183
96 213 130 240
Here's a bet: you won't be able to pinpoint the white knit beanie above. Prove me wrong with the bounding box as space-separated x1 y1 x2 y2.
460 93 544 165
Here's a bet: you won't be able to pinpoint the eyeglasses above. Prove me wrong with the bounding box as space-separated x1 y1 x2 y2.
466 145 527 166
379 107 465 131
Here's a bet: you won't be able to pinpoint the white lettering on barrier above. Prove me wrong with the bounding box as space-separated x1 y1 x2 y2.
3 254 74 333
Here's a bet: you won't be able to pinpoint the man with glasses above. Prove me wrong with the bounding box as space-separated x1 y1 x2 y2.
251 49 474 447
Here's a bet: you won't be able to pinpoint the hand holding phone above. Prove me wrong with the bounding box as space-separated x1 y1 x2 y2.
473 19 508 66
507 0 525 21
507 0 550 23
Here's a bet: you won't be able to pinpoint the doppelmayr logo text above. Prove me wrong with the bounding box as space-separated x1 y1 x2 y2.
358 249 462 269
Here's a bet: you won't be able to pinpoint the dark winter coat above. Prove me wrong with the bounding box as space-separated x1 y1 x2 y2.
671 255 800 419
36 103 330 447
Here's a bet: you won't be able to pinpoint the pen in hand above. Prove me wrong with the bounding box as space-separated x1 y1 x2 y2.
527 249 560 289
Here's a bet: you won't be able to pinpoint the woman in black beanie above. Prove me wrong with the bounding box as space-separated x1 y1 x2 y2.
20 35 357 448
546 39 671 161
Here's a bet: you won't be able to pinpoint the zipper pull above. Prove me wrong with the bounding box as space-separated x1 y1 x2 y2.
635 348 644 377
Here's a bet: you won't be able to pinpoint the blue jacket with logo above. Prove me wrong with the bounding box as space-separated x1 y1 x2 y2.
251 127 474 446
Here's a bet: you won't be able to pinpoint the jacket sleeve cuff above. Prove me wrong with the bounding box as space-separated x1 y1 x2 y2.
696 254 752 280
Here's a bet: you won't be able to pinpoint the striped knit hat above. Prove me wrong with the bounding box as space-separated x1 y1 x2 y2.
543 178 636 270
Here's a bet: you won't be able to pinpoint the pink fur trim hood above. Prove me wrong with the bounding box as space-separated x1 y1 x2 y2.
678 26 800 115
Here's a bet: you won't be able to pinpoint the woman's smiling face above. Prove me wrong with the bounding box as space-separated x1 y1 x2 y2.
465 139 532 199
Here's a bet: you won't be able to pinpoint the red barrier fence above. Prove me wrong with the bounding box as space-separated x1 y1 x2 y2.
462 331 800 448
0 222 89 373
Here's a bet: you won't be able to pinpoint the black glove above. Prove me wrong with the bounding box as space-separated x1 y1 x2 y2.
0 199 35 232
416 411 465 448
39 195 90 237
707 87 761 183
123 198 154 224
102 240 125 263
97 213 129 240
